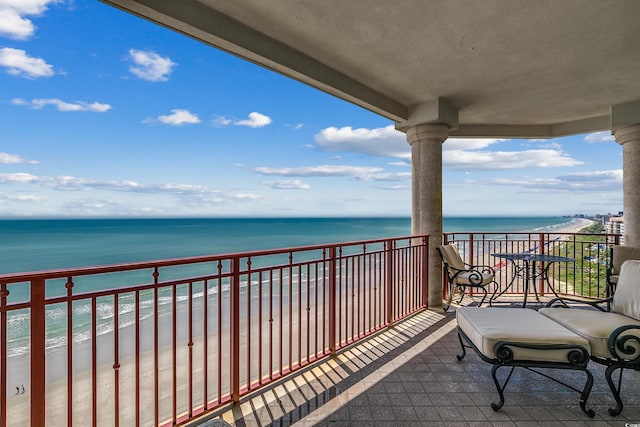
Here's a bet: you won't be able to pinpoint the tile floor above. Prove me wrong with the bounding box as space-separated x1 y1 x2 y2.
194 302 640 427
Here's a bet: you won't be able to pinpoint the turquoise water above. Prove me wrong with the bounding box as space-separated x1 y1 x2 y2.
0 216 577 274
1 216 580 358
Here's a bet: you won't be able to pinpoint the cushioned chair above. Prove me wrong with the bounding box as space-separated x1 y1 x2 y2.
437 243 497 310
539 259 640 416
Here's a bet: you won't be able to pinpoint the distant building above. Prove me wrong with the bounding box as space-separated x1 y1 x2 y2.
606 215 624 244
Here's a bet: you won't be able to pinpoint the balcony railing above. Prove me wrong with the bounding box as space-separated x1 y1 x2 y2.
0 235 428 427
443 231 620 299
0 231 620 426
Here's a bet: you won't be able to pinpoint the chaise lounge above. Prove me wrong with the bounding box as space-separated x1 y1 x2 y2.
539 259 640 416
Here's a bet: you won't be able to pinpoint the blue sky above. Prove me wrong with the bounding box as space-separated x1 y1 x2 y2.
0 1 623 218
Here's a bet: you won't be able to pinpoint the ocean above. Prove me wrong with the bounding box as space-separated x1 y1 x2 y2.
0 216 579 275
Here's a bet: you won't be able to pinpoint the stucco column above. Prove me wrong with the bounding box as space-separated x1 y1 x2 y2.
406 123 449 308
614 123 640 246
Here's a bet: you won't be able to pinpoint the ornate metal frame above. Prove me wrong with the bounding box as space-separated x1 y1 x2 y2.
456 327 595 418
546 297 640 416
595 324 640 416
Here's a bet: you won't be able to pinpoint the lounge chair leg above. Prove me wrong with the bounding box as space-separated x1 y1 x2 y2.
605 365 624 416
456 331 467 361
490 365 514 411
579 368 596 418
478 288 487 307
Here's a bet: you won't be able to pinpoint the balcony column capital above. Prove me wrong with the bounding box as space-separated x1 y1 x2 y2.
614 123 640 146
406 123 449 146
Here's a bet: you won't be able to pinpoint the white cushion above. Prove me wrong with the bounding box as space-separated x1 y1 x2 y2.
612 260 640 320
440 244 465 270
455 271 495 286
457 307 590 362
539 307 640 359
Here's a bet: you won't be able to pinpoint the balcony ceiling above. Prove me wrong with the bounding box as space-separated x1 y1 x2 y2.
101 0 640 137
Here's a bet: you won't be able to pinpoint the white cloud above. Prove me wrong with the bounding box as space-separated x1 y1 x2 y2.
377 184 410 190
254 164 410 182
0 151 38 164
215 112 272 128
0 0 59 40
584 131 615 143
212 116 232 127
489 169 622 192
388 160 410 167
146 109 200 126
0 172 260 202
262 179 310 190
0 47 54 78
313 126 582 171
315 125 409 158
444 148 582 170
236 112 272 128
0 172 41 183
444 138 504 151
12 97 111 112
128 49 176 82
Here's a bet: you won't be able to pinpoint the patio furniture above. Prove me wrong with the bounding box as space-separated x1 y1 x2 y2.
456 307 595 417
437 244 497 310
539 259 640 416
490 253 574 307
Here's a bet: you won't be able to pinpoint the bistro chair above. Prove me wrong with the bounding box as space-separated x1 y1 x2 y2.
437 243 498 310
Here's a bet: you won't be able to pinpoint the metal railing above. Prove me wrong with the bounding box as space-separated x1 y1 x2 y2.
0 235 428 427
443 231 620 299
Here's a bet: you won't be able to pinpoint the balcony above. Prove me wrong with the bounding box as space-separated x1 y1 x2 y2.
0 231 634 426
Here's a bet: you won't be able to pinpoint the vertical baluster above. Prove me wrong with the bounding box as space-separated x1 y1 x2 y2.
306 263 310 364
279 267 283 375
246 258 252 390
172 284 177 423
152 268 159 427
91 297 97 427
203 278 209 410
288 254 293 372
350 255 355 342
113 294 120 427
65 278 74 427
230 257 240 403
135 290 140 427
269 270 273 380
215 262 223 404
217 262 223 404
423 236 429 309
328 247 336 354
313 262 318 359
258 271 263 385
385 240 394 326
298 264 302 367
1 283 8 427
31 278 46 427
188 281 193 418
